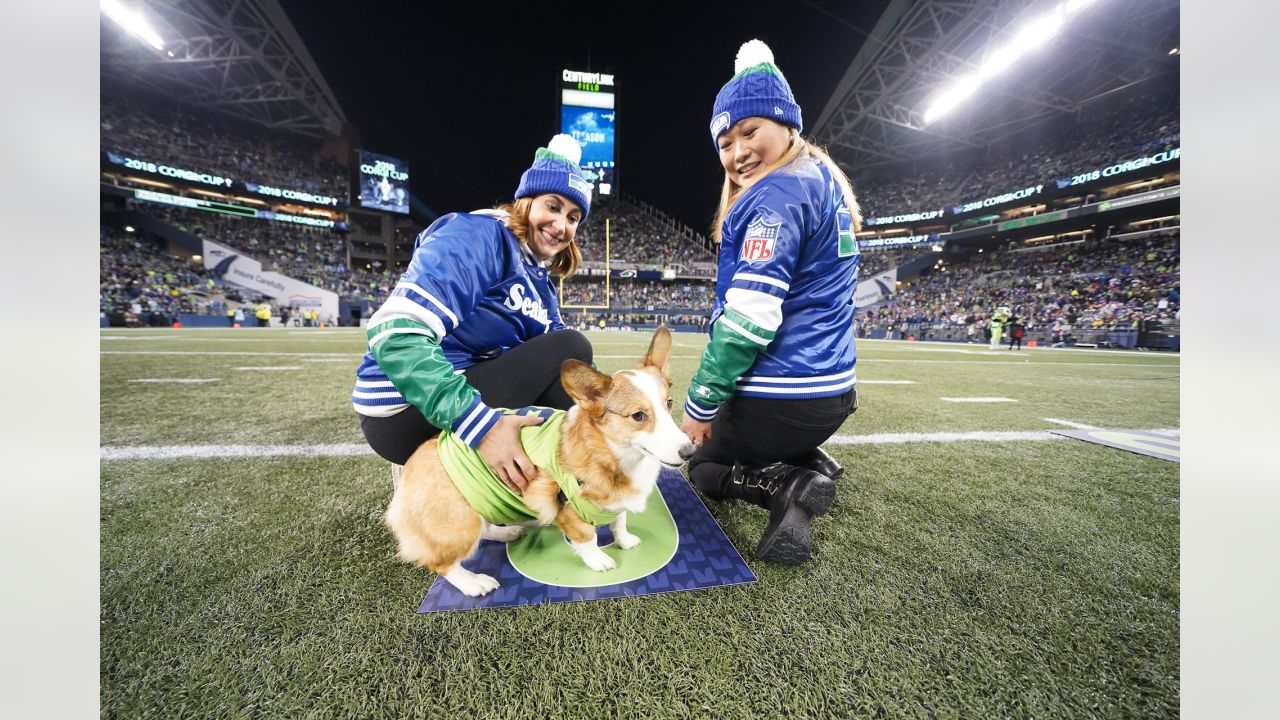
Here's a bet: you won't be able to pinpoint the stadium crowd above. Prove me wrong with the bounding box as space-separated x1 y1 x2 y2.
862 230 1180 340
574 194 715 266
559 278 714 311
101 95 347 198
100 227 222 324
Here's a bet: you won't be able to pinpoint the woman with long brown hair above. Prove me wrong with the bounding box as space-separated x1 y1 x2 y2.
353 135 594 493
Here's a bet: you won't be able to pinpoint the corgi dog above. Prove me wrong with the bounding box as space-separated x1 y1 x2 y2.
385 327 695 597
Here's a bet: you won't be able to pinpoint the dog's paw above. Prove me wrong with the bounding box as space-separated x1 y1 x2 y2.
581 549 617 572
482 524 525 543
445 567 500 597
614 531 641 550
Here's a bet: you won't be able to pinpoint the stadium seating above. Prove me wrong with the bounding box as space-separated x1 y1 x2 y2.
862 229 1180 346
853 90 1180 220
101 95 347 197
574 194 715 266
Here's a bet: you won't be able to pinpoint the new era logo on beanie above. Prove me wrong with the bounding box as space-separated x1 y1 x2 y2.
710 39 803 150
515 134 592 219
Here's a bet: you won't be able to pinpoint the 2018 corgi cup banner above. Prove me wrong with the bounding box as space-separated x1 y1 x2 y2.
418 470 756 613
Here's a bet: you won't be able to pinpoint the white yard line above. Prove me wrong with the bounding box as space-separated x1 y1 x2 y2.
103 351 353 357
862 359 1178 368
101 350 1175 368
1043 418 1100 430
300 358 358 363
940 397 1017 403
126 378 221 384
101 427 1181 460
101 444 372 460
233 366 303 371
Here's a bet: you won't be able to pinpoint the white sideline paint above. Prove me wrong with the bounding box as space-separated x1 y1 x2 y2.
101 443 373 460
100 427 1183 460
859 380 916 385
101 350 1177 368
103 351 351 357
940 397 1017 403
127 378 221 384
1043 418 1100 430
233 366 303 371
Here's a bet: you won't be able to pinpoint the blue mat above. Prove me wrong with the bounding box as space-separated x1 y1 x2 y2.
418 469 756 612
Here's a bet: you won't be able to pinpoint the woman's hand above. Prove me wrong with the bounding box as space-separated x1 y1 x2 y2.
680 416 713 449
476 414 545 494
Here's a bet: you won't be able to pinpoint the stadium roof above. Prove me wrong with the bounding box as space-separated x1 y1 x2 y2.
811 0 1180 173
100 0 347 138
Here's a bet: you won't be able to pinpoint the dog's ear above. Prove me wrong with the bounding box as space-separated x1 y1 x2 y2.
561 359 611 412
639 325 672 383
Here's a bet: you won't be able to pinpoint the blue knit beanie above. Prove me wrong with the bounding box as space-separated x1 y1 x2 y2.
710 39 803 150
514 134 592 219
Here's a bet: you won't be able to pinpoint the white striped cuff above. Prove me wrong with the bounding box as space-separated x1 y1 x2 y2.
451 398 501 449
683 397 718 422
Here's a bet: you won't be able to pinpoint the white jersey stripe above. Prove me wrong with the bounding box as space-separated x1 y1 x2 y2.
736 377 856 395
720 316 770 346
367 325 435 351
398 281 460 328
738 368 856 384
367 296 447 339
725 287 783 332
732 272 790 291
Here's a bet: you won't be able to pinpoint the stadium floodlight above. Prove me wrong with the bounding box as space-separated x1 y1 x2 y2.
922 0 1101 125
101 0 165 51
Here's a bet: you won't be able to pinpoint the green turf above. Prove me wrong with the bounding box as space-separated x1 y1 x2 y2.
101 328 1179 718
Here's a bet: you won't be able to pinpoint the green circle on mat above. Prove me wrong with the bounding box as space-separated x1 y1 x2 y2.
506 487 679 587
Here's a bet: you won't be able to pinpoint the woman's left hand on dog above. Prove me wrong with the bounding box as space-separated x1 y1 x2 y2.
478 413 547 493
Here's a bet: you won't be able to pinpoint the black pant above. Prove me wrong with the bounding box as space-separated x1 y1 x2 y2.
359 329 593 465
687 389 857 494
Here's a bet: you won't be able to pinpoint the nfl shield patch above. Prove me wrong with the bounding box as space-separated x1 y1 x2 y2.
741 216 781 263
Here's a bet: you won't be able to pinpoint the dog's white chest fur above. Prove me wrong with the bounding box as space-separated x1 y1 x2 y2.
605 442 661 513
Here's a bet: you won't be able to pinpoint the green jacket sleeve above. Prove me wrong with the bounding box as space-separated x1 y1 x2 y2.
369 318 501 448
683 308 776 422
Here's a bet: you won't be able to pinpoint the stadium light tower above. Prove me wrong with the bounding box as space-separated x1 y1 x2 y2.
100 0 165 51
922 0 1101 125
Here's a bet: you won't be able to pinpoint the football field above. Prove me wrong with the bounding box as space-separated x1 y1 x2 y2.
101 327 1179 718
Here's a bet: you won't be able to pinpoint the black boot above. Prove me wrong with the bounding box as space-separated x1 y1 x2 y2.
783 446 845 482
726 463 836 565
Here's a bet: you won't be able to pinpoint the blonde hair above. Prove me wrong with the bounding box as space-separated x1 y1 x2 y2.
710 126 863 243
495 196 582 278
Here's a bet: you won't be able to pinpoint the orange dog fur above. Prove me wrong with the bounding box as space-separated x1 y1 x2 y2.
385 327 694 596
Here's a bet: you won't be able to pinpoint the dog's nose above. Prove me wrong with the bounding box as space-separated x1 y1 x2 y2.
679 442 696 461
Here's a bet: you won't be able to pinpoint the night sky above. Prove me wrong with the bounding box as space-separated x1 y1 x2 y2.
279 0 892 232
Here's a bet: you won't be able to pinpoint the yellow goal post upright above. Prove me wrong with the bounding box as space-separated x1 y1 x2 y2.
557 216 611 311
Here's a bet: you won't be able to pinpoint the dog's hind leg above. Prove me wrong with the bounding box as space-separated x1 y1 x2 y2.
480 522 525 542
440 563 500 597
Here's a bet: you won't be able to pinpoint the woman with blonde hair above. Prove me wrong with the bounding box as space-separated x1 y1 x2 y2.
682 40 864 565
353 135 594 492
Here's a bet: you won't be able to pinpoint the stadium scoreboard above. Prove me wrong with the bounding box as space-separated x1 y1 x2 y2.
560 69 616 195
357 150 410 214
